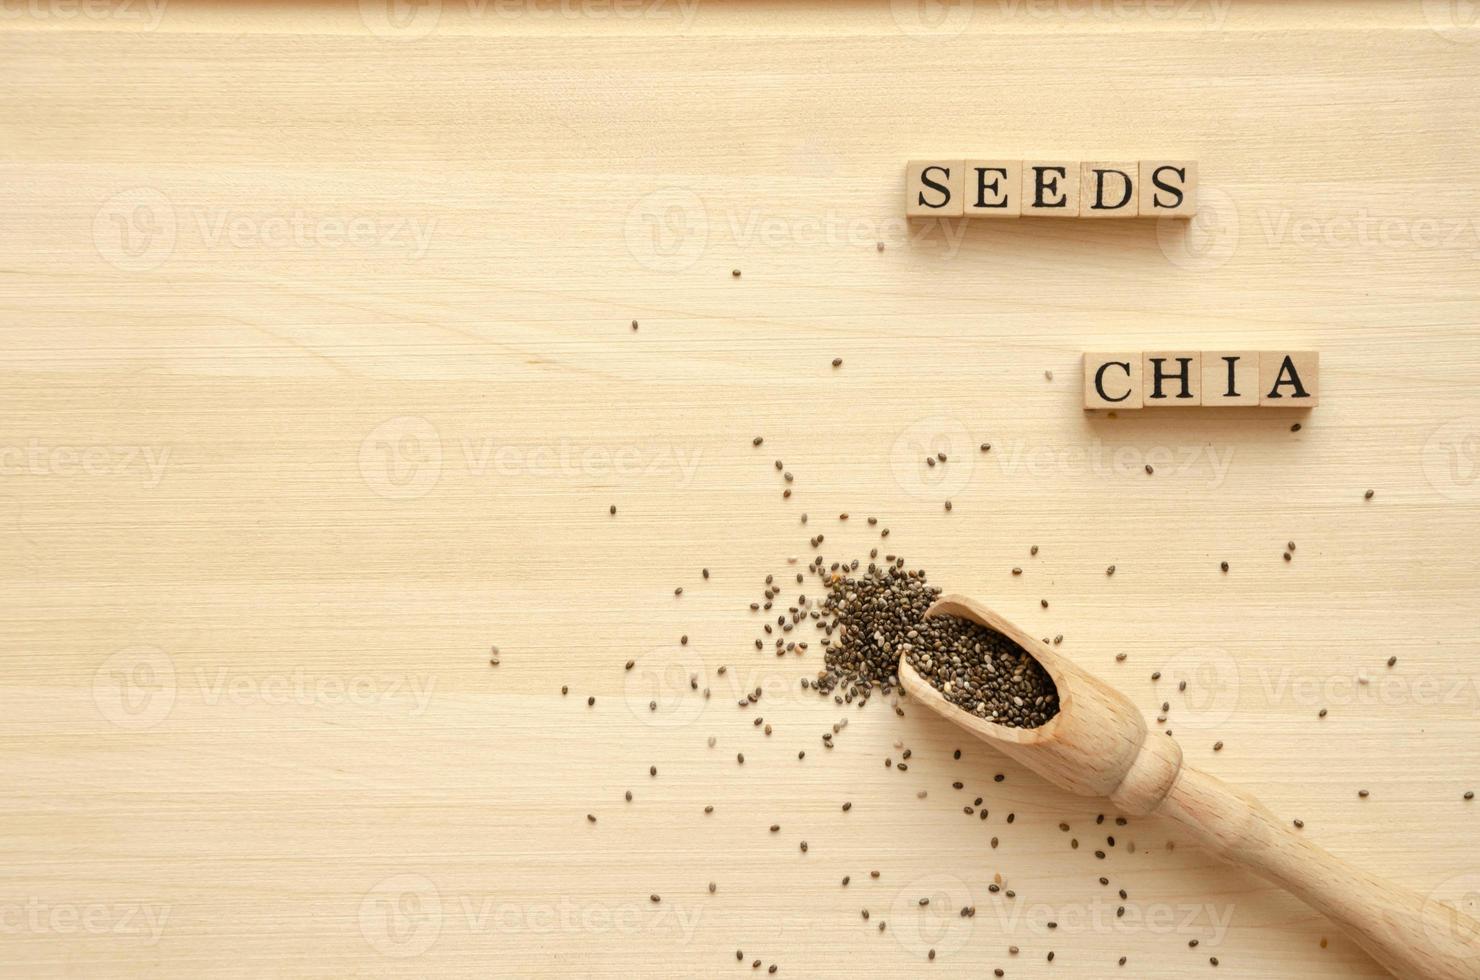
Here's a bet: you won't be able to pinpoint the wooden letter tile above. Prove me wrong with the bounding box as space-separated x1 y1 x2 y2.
1200 351 1260 406
1021 161 1080 217
1138 160 1197 218
963 160 1021 217
1083 353 1143 410
1080 162 1139 218
1143 351 1202 406
1258 351 1319 408
905 160 964 217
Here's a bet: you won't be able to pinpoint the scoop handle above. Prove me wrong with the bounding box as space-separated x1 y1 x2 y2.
1158 765 1480 979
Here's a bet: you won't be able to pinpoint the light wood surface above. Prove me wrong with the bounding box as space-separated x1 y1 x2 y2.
4 2 1480 977
903 596 1480 979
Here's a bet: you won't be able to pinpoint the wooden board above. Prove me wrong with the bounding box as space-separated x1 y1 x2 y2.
2 3 1480 977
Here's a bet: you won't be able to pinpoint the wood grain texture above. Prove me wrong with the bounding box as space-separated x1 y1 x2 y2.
905 596 1480 978
3 2 1480 978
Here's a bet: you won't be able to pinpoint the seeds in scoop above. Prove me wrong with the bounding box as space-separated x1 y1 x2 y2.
809 563 1058 727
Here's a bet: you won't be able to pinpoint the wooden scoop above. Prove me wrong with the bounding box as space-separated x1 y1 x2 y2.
898 594 1480 980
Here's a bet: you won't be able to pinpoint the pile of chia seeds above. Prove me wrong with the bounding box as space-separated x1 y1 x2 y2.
797 559 1059 728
